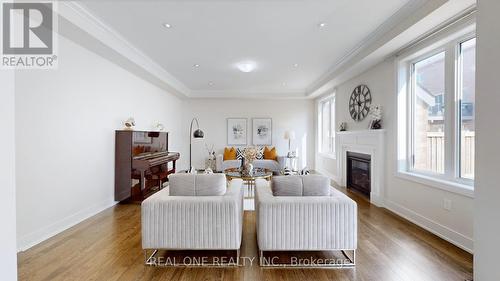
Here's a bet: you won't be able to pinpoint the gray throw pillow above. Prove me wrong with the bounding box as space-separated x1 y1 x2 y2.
169 174 226 196
271 175 330 196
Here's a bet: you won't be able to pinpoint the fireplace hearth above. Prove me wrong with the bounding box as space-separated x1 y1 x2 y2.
346 151 371 198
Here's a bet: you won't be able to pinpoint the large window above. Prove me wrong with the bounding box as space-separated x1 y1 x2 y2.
398 30 475 191
412 51 446 174
318 95 335 155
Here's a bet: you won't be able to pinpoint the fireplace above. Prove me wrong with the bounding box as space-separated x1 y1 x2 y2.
346 152 371 198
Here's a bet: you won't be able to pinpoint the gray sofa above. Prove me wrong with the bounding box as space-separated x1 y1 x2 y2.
216 154 286 173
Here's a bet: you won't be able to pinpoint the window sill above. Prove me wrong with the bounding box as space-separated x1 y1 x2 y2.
318 152 336 160
396 171 474 198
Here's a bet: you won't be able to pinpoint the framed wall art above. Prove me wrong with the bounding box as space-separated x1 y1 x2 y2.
227 118 247 145
252 118 272 145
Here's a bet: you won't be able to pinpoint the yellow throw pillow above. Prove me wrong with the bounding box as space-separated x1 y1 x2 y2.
263 146 277 161
223 147 236 161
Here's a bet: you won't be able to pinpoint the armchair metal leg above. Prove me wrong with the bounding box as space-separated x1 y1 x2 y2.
341 249 356 265
144 249 159 266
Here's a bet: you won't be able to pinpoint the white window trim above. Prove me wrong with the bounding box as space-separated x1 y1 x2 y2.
396 18 475 197
396 171 474 198
317 93 336 159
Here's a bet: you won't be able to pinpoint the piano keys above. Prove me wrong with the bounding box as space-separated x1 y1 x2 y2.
132 151 180 192
115 130 180 202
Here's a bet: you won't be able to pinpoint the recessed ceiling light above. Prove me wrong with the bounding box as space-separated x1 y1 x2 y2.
293 63 299 68
318 22 327 28
162 23 172 28
282 82 287 86
193 64 200 68
236 61 257 73
208 81 214 86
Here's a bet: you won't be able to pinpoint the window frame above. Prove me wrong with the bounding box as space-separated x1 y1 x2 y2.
456 37 476 182
317 94 336 158
408 48 448 178
396 25 475 197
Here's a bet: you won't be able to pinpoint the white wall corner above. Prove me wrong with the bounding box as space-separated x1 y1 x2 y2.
17 200 117 252
0 69 17 280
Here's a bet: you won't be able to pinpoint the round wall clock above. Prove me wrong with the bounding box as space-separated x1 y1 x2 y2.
349 84 372 121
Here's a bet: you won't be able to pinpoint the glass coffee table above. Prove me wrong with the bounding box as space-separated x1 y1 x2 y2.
225 168 273 199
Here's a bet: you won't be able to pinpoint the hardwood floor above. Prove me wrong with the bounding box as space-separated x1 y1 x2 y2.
18 188 473 281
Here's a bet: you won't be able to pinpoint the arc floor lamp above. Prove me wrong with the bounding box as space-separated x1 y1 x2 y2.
189 117 204 170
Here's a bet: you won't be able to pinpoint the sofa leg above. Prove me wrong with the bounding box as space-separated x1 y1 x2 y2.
341 249 355 266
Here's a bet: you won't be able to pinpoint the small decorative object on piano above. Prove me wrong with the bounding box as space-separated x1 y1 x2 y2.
204 168 213 174
124 117 135 130
153 121 165 131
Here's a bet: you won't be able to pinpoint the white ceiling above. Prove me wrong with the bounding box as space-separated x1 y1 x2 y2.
80 0 411 97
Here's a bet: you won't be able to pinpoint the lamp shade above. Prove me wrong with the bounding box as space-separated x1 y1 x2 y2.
193 129 204 138
284 130 296 140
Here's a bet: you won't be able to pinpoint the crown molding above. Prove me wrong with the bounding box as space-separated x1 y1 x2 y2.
306 0 446 98
55 0 471 101
57 2 191 98
56 1 437 100
189 89 309 100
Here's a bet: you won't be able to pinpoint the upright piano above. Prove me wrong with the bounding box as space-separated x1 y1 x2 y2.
115 130 180 202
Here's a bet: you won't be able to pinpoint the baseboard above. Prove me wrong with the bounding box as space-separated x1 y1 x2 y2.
17 199 117 252
314 169 473 253
383 199 473 253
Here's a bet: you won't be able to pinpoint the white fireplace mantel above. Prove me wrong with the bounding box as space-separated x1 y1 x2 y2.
336 129 386 207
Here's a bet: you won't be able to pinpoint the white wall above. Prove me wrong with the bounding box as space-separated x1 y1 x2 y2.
474 0 500 279
315 59 393 179
184 98 315 171
320 58 473 252
15 29 186 251
0 70 18 279
315 155 337 180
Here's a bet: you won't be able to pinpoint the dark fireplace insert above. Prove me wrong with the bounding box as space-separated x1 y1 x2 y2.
346 152 371 198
